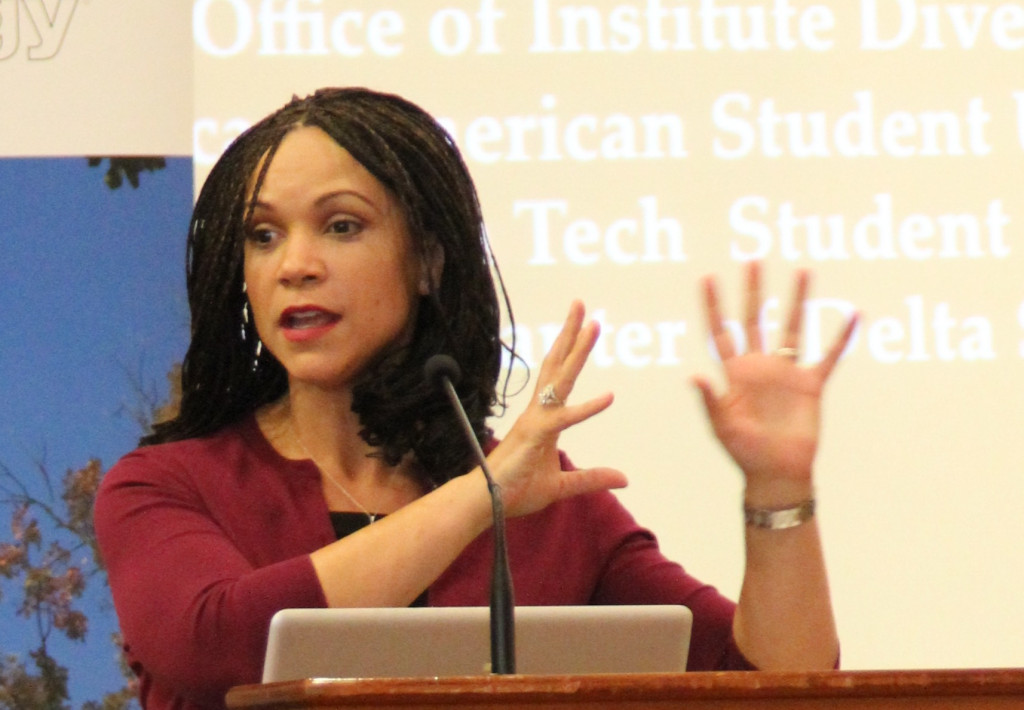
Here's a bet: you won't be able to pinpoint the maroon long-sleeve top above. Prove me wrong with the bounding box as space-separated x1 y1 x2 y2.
94 415 753 710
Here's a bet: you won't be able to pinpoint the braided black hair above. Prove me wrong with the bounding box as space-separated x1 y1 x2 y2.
144 88 515 487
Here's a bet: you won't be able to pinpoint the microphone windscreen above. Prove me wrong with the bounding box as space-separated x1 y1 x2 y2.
424 354 462 388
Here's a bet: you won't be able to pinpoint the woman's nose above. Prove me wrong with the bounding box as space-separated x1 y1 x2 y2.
278 234 325 286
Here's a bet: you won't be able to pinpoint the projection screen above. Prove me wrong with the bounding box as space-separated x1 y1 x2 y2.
187 0 1024 670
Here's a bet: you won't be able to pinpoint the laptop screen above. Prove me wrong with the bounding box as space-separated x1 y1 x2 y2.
262 605 692 681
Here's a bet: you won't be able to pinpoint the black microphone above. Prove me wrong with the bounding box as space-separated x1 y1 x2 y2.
424 354 516 675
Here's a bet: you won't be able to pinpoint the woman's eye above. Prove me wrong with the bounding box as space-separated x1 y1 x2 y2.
328 218 362 237
246 226 278 246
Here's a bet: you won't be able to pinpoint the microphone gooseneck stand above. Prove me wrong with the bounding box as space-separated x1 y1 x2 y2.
424 355 516 674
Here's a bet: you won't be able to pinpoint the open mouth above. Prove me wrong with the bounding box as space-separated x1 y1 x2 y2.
281 309 340 329
279 307 341 340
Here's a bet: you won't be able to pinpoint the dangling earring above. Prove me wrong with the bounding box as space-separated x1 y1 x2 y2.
240 289 254 341
241 283 263 370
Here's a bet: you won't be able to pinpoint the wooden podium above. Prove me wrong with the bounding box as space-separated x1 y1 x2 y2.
228 668 1024 709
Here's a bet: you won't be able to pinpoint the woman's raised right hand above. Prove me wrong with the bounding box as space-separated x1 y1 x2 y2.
484 301 628 518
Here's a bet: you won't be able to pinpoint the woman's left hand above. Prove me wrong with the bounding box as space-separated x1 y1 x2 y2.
692 262 857 502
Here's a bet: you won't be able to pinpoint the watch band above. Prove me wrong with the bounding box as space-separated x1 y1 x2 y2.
744 498 816 530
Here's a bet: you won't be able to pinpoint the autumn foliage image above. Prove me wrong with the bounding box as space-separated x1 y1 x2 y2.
0 158 178 710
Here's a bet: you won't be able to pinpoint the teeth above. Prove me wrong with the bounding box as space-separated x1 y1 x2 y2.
288 311 332 328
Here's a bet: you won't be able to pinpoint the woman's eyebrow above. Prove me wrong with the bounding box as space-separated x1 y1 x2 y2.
313 189 385 214
248 189 389 217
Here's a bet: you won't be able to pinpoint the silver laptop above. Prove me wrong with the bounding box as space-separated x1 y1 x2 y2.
262 605 692 681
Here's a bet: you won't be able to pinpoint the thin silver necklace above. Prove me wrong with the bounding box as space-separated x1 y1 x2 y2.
291 422 377 525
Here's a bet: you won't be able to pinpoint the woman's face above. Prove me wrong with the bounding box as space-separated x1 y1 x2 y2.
242 125 429 391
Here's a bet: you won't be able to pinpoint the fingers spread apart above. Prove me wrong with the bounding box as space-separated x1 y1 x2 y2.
703 262 855 376
533 300 604 416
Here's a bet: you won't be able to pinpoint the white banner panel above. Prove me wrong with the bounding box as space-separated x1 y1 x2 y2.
0 0 191 156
